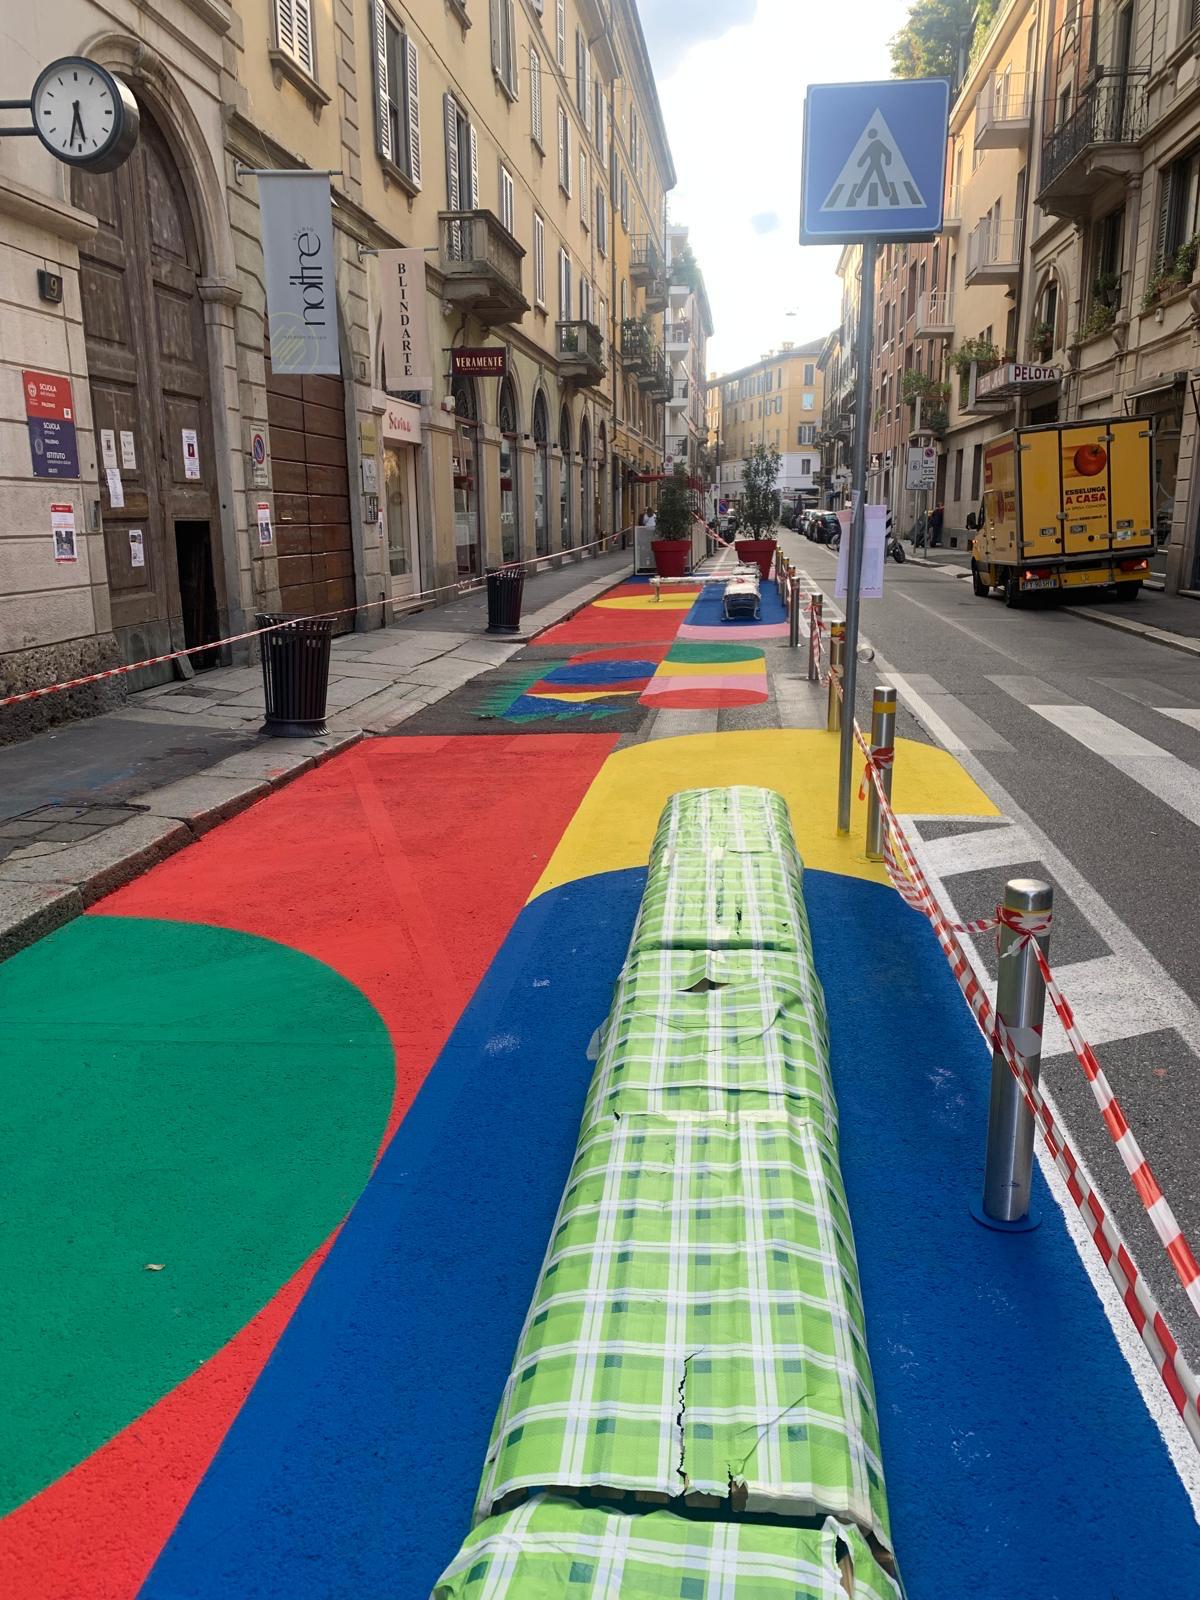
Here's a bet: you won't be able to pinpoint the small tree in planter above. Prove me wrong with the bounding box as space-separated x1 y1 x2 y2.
650 467 696 577
737 445 782 578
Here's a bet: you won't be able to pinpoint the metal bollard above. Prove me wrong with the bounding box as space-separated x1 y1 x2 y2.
807 593 823 682
826 621 845 733
864 684 896 861
976 879 1053 1231
789 576 801 648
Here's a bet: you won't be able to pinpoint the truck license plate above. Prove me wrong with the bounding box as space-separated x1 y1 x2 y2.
1022 578 1057 591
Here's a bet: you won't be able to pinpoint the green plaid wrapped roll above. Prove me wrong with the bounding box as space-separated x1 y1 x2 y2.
648 788 800 863
583 951 835 1139
628 847 810 957
474 1115 890 1549
435 1496 901 1600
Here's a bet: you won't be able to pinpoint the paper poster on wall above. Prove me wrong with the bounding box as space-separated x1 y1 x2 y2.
100 429 118 471
51 503 77 563
105 467 124 509
256 501 273 545
128 528 145 568
120 430 137 471
182 428 200 480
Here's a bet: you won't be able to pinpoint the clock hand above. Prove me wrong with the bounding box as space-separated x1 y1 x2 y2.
69 100 85 150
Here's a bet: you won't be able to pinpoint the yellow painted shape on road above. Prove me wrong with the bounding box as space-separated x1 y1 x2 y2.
525 688 640 703
530 728 999 900
655 656 763 677
594 592 698 611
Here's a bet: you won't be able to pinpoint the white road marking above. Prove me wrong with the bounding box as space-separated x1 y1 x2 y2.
1030 703 1200 828
917 820 1037 877
1159 706 1200 732
883 670 968 751
987 674 1075 706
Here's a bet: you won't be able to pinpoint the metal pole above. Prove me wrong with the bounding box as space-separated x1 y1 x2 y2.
977 879 1053 1230
837 237 878 834
807 592 823 682
826 620 844 733
864 683 896 861
789 574 801 648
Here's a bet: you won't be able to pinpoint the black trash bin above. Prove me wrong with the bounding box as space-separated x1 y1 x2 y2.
485 564 526 634
256 613 335 737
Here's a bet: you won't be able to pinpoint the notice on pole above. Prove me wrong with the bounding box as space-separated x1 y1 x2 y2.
129 528 145 568
182 428 200 480
834 505 887 600
256 501 273 545
120 430 137 471
905 444 937 492
105 467 124 508
51 503 77 563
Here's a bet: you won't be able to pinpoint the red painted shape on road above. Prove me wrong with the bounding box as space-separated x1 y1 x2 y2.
537 590 691 645
3 734 615 1600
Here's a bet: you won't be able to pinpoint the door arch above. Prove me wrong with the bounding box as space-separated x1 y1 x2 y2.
498 375 521 562
559 405 574 549
74 100 225 666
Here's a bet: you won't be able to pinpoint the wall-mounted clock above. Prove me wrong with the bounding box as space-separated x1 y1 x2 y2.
30 57 140 174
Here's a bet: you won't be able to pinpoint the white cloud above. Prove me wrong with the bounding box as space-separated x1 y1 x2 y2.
649 0 908 373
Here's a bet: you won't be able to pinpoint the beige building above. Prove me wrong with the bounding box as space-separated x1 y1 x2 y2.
663 224 712 480
715 339 827 511
1 0 693 736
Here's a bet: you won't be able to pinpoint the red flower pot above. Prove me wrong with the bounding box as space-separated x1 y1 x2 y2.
735 538 777 581
651 539 690 578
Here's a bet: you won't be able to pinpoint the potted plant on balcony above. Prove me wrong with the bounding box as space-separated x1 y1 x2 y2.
1028 320 1055 361
736 444 782 579
650 466 696 577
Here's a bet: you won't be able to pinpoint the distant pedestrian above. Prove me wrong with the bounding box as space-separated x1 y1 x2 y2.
929 504 945 547
645 507 657 533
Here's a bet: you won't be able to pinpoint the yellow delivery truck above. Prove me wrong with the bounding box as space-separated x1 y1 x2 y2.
971 418 1154 606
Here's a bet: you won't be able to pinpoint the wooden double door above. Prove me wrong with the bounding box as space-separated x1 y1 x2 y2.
74 104 224 668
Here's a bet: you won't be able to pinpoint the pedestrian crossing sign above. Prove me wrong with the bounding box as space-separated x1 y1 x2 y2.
801 78 949 244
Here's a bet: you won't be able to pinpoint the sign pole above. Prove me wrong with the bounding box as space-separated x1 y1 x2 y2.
837 235 877 834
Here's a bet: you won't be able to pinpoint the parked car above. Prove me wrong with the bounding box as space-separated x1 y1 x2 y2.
813 513 841 545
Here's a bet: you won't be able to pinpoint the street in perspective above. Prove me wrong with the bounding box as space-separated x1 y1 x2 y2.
3 1 1200 1598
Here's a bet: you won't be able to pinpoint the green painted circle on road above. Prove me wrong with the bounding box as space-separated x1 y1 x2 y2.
667 641 765 663
0 915 393 1516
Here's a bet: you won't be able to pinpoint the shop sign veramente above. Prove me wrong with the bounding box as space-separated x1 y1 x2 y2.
452 348 508 378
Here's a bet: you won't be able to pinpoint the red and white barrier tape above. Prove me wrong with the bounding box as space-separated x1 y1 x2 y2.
858 744 894 801
1 533 626 711
851 719 1200 1448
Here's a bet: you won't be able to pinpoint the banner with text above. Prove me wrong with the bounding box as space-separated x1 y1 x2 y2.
379 248 433 392
259 173 339 376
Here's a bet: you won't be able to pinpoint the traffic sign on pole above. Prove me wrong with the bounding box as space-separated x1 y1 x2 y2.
799 79 950 244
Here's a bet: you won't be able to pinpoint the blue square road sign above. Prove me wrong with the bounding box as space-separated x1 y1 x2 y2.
800 78 950 244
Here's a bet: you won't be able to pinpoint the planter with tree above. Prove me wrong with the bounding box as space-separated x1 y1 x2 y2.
736 444 782 579
650 467 696 578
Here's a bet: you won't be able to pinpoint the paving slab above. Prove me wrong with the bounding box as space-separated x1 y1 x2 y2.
0 815 190 905
0 880 84 960
138 774 273 835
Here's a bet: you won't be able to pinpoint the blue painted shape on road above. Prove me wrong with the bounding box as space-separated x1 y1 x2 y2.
801 78 949 243
687 577 787 627
141 867 1200 1600
538 658 660 685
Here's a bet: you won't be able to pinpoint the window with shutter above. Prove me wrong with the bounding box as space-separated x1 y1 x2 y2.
499 164 515 234
530 46 543 148
490 0 518 97
534 213 546 305
373 0 394 166
1192 0 1200 33
445 95 461 211
596 185 607 256
556 0 566 68
584 49 593 135
580 152 589 226
275 0 316 78
559 249 572 321
576 31 587 114
594 83 605 158
405 37 422 187
373 6 420 188
558 103 570 194
469 124 480 209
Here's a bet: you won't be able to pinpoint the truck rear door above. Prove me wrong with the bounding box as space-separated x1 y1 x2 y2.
1106 417 1155 554
1017 428 1067 560
1059 422 1121 557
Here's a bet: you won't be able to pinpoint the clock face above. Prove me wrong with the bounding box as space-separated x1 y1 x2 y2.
31 57 140 174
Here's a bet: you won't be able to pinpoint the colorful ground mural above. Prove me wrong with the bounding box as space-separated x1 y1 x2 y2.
4 570 1200 1600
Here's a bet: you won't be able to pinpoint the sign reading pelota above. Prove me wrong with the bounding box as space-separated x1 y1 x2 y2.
451 348 508 378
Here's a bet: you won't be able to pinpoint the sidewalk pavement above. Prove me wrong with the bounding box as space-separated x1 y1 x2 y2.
0 548 630 959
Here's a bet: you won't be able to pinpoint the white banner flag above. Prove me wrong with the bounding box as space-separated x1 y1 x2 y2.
834 504 887 599
259 173 340 376
379 248 433 392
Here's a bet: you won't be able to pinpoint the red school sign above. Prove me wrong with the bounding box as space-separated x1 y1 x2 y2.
22 370 74 421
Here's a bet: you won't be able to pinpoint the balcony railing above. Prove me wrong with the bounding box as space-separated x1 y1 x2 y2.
975 70 1032 148
916 290 955 338
621 317 652 371
667 378 690 406
630 234 663 285
556 319 606 386
666 317 691 348
966 218 1023 283
646 349 670 397
943 184 962 231
1039 72 1148 205
438 210 528 325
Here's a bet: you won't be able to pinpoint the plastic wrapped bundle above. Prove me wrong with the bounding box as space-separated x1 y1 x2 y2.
647 787 799 861
473 1115 890 1548
583 950 834 1138
435 1497 900 1599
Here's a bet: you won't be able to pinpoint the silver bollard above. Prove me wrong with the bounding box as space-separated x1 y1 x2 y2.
864 684 896 861
976 878 1053 1231
789 576 801 649
807 593 823 683
826 621 845 733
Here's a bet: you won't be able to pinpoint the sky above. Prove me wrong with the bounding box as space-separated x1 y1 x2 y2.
637 0 910 375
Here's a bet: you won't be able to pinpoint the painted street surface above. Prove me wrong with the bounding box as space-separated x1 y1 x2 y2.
1 561 1198 1599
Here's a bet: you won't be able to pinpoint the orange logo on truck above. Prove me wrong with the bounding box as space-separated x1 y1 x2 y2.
1072 444 1107 477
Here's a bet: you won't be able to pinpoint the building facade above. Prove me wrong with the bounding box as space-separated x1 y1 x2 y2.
663 224 712 480
714 339 827 513
2 0 697 733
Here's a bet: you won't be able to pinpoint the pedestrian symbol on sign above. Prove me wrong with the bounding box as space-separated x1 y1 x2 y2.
822 112 925 212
